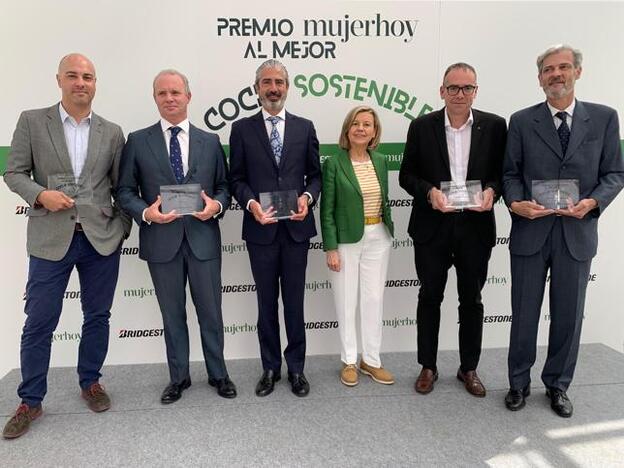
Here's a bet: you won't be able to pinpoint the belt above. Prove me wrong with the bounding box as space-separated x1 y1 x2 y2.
364 216 382 225
75 223 84 232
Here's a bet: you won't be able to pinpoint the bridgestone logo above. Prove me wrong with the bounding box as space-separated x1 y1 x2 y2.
304 321 338 330
119 329 164 338
385 279 421 287
483 315 512 323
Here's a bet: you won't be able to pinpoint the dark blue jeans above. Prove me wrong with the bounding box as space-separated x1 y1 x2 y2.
18 232 120 406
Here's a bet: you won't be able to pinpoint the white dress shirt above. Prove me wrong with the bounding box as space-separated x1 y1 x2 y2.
59 103 91 180
261 108 286 146
444 109 473 184
160 118 190 174
547 100 575 130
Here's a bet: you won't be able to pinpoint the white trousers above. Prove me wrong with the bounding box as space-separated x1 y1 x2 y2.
330 223 392 367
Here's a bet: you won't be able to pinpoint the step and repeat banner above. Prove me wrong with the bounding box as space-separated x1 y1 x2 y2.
1 1 623 378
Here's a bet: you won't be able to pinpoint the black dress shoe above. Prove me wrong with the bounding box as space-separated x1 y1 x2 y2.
208 376 237 399
505 385 530 411
288 372 310 397
160 378 191 404
255 370 281 397
546 387 573 418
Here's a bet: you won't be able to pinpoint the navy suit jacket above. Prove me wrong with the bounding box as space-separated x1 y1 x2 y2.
229 110 321 245
503 100 624 261
399 108 507 247
117 122 230 263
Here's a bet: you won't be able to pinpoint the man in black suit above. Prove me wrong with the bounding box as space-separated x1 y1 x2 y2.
399 63 507 397
503 45 624 417
229 60 321 397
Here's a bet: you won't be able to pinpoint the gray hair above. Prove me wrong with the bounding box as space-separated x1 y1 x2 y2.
254 60 289 87
443 62 477 84
537 45 583 72
153 69 191 94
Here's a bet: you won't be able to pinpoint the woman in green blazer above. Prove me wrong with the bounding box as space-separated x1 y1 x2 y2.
320 106 394 387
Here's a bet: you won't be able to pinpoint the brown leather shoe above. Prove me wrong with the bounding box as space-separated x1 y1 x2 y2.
414 367 438 394
81 382 111 412
456 368 486 397
2 403 42 439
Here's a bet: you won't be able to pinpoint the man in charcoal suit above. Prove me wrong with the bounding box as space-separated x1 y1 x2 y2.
118 69 236 404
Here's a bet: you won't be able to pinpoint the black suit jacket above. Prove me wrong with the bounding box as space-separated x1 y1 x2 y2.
229 110 321 245
399 108 507 247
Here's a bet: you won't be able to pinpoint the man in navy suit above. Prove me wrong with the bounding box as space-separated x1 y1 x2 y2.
229 60 321 397
118 70 236 403
503 45 624 417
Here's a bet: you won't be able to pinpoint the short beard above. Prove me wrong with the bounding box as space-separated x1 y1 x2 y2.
260 94 286 113
544 85 571 100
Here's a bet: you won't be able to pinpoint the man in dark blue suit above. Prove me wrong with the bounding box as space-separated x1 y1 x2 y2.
229 60 321 397
118 70 236 403
503 45 624 417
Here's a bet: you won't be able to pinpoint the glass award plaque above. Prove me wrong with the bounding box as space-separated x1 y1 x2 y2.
531 179 579 210
259 190 298 220
440 180 482 209
48 173 93 205
160 184 202 215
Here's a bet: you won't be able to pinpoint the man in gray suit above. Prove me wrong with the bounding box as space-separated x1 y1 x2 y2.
3 53 130 439
118 70 236 404
503 44 624 417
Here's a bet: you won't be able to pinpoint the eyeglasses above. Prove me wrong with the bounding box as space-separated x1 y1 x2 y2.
445 85 477 96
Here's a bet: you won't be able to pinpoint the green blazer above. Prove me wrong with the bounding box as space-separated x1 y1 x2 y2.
321 149 394 251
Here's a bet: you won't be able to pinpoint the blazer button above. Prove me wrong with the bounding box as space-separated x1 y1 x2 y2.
278 177 282 182
70 215 76 220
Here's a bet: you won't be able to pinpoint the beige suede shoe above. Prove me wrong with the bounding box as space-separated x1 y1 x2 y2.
359 360 395 385
340 364 359 387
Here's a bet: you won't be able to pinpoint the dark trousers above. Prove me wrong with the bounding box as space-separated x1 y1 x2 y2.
413 214 491 372
18 231 120 406
247 223 309 374
508 218 590 392
148 238 227 384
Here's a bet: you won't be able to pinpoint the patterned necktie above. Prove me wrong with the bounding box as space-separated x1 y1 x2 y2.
267 116 282 164
169 126 184 184
555 111 570 156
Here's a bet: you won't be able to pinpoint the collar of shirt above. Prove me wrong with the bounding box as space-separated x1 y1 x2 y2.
547 100 575 119
160 118 190 135
261 108 286 122
444 108 474 131
547 100 575 129
58 102 92 126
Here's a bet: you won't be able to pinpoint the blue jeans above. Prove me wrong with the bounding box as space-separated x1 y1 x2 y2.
18 231 120 406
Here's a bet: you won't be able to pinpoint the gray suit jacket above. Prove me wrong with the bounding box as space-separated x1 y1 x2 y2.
503 100 624 261
3 104 131 261
117 122 230 263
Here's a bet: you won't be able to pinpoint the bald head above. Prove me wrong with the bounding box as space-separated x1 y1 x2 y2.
58 53 96 77
56 53 97 118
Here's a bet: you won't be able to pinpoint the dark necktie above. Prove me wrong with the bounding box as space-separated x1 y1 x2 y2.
555 111 570 156
169 126 184 184
267 116 282 164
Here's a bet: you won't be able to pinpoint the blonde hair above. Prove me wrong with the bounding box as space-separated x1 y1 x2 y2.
338 106 382 150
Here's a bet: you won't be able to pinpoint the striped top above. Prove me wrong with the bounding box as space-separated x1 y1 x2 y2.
352 160 382 218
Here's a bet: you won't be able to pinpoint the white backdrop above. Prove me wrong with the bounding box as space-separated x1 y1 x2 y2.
1 1 623 379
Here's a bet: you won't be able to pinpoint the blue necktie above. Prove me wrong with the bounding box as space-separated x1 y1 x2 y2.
169 126 184 184
555 111 570 156
267 116 282 165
